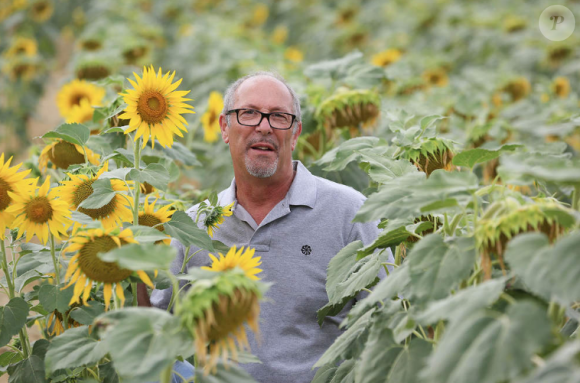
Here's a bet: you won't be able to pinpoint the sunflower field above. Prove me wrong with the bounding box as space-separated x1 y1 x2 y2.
1 0 580 382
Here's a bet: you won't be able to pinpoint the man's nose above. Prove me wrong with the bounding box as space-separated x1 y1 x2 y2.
255 115 273 135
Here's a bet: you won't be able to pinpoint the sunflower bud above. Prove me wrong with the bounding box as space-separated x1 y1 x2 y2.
475 197 573 279
398 138 455 176
315 88 380 133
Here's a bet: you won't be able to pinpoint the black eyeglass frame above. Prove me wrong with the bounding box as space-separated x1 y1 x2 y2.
226 108 297 130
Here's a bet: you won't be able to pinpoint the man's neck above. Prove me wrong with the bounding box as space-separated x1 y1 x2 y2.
235 163 296 225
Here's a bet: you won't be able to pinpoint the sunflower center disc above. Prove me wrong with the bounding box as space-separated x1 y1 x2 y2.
74 180 118 219
207 289 257 341
0 178 12 212
137 90 168 124
48 141 86 170
138 213 163 231
26 196 54 223
78 236 132 283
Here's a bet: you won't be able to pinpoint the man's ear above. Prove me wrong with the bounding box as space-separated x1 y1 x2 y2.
291 121 302 151
219 114 229 144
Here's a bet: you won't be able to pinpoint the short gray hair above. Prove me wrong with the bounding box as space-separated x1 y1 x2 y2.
222 71 301 132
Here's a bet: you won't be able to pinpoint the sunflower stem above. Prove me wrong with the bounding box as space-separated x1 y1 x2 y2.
186 118 201 149
0 239 15 298
133 137 142 226
160 363 173 383
194 354 200 383
572 185 580 211
131 283 138 307
19 329 30 359
394 244 402 266
49 233 61 286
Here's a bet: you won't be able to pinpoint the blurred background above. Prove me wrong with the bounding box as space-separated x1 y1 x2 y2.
1 0 579 194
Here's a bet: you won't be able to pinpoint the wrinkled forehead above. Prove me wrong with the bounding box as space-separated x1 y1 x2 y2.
234 76 294 112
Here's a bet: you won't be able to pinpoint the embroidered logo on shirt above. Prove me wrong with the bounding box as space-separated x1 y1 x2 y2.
301 245 312 255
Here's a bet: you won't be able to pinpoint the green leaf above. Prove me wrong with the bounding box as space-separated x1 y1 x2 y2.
356 225 411 258
407 235 476 303
422 301 552 383
388 312 416 343
42 123 90 147
420 115 445 131
420 198 458 213
0 351 23 372
8 356 46 383
96 307 194 382
69 301 105 325
384 338 432 383
505 232 580 305
38 284 74 314
452 145 520 168
77 179 116 209
330 359 355 383
98 243 176 271
314 308 375 368
15 270 44 293
112 148 146 167
195 360 258 383
355 315 403 383
161 142 201 166
70 211 99 227
414 277 507 325
346 264 411 326
45 326 106 374
0 297 29 348
315 137 385 172
498 152 580 186
325 241 387 305
311 364 337 383
98 168 133 181
129 163 170 191
518 340 580 383
126 225 170 244
305 51 363 80
164 211 215 252
355 149 419 184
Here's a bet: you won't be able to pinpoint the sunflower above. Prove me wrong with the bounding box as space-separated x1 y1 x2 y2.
315 88 380 133
475 197 572 279
6 176 71 245
119 66 195 149
75 55 116 81
56 162 133 231
4 37 37 58
271 25 288 44
422 68 449 87
251 3 268 25
140 182 156 195
0 154 32 239
46 304 82 336
502 77 531 102
138 197 174 245
202 245 263 281
56 79 105 120
204 202 234 237
284 47 304 63
65 98 95 124
201 91 223 143
62 227 153 310
551 77 570 99
38 139 100 172
29 0 53 22
397 138 455 177
371 49 402 67
176 263 263 374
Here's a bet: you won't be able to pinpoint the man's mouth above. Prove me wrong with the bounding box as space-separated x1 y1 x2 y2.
249 143 276 152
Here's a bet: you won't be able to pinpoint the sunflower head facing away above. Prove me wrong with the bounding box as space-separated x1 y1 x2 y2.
56 162 133 231
502 77 531 102
315 88 381 133
63 227 153 310
29 0 53 22
56 79 105 121
398 138 455 176
422 68 449 87
551 77 570 99
0 153 32 239
176 266 264 375
38 139 100 172
475 196 573 279
201 91 224 143
138 197 174 245
4 37 38 58
203 202 234 238
6 176 71 244
120 66 195 149
202 245 263 281
371 49 402 67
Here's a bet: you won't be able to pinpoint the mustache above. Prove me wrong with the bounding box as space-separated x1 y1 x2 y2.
246 137 279 151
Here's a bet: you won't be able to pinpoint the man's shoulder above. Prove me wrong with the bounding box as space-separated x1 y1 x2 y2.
312 174 367 207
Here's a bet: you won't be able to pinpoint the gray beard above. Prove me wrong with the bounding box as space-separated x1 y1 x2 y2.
245 155 278 178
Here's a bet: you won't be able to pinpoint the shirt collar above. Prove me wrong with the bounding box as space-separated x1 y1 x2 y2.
218 160 317 209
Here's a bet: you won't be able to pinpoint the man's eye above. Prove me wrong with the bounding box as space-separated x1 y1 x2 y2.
241 110 258 116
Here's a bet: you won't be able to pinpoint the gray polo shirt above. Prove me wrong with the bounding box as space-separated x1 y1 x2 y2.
151 160 392 383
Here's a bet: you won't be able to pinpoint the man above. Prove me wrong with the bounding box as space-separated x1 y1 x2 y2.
149 72 392 382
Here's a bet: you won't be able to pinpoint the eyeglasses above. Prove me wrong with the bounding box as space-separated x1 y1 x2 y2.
226 108 296 130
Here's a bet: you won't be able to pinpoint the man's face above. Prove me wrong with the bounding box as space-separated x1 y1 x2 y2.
219 76 302 179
